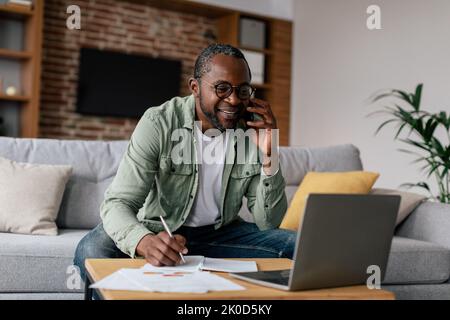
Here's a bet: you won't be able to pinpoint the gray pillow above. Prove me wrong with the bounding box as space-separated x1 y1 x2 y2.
0 156 72 235
370 188 427 226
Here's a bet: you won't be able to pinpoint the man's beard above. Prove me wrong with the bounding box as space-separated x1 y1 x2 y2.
199 94 241 132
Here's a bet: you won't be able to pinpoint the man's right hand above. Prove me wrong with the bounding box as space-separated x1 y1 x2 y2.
136 232 188 266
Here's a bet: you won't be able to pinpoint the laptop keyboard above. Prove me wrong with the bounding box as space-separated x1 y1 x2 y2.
253 270 290 286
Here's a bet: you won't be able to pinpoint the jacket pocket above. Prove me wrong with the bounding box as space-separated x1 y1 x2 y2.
230 164 261 179
160 155 193 176
157 156 193 212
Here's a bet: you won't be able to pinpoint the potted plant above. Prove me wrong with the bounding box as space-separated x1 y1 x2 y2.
370 84 450 203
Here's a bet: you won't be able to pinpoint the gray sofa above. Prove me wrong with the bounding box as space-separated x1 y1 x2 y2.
0 137 449 300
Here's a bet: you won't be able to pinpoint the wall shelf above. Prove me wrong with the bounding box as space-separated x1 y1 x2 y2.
0 4 34 18
0 94 30 102
0 0 43 138
0 48 32 60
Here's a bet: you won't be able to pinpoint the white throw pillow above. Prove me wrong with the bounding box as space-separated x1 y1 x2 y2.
0 156 73 235
370 188 427 226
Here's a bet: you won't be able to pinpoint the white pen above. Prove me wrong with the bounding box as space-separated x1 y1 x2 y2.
159 215 186 264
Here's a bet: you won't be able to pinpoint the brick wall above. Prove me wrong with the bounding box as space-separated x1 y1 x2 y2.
40 0 216 140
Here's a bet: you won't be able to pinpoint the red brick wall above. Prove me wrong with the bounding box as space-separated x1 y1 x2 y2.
40 0 216 140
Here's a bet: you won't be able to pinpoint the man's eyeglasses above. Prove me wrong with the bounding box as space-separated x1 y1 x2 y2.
198 78 256 100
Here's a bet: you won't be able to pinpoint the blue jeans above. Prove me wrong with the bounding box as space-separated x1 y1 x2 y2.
74 219 297 282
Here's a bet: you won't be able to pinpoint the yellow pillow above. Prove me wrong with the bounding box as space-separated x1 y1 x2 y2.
280 171 380 231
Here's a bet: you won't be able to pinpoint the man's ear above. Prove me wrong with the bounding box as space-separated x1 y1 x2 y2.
189 77 200 97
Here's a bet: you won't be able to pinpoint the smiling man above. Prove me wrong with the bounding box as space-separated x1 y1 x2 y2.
74 44 296 280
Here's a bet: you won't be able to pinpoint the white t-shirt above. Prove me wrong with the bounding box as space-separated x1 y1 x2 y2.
183 125 229 227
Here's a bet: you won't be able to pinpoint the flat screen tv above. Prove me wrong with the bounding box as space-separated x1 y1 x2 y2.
76 48 181 118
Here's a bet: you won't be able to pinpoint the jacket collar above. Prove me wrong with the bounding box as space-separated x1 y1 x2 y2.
180 94 195 130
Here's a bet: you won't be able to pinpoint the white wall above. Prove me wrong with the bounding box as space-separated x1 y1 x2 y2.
291 0 450 192
189 0 294 20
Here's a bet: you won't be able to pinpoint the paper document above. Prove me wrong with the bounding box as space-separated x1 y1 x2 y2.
90 268 245 293
141 256 258 273
141 255 204 273
89 269 147 291
202 258 258 273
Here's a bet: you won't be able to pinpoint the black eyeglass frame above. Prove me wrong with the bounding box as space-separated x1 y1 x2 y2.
197 77 256 100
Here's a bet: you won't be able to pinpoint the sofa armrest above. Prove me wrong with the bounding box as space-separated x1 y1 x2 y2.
396 201 450 249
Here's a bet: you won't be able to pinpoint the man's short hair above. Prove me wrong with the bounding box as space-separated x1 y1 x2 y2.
194 43 252 80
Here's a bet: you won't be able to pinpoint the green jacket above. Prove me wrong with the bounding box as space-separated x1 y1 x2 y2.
100 95 287 257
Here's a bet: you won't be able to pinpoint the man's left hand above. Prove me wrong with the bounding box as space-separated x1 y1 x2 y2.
245 98 278 159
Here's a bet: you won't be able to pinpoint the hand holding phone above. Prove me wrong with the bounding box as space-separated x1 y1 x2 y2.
244 98 278 160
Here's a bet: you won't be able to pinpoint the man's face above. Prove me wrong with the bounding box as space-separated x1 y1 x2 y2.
195 55 251 131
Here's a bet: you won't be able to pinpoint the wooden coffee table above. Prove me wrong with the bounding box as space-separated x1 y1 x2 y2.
85 258 395 300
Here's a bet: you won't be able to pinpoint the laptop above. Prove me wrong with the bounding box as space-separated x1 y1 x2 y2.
229 193 400 291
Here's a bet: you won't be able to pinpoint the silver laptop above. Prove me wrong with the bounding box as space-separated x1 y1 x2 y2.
230 194 400 291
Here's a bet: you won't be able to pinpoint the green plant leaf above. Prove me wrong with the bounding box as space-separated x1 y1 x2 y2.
430 138 446 158
371 91 396 103
411 84 423 111
408 155 434 166
394 105 423 135
414 116 425 136
426 162 441 178
369 84 450 203
392 89 413 106
397 148 424 156
366 106 397 118
423 117 439 143
417 157 443 175
441 166 449 179
374 119 398 135
399 181 434 197
433 111 450 131
401 138 432 153
394 122 408 139
416 181 431 191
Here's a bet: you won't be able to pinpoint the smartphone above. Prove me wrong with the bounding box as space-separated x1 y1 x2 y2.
242 109 255 123
239 109 255 130
240 100 263 129
241 109 262 129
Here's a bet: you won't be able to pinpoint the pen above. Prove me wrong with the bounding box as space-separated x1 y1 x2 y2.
159 215 186 264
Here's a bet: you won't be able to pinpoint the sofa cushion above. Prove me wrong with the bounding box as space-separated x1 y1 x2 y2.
0 137 128 229
279 144 363 186
0 156 72 235
280 171 379 230
383 237 450 284
396 201 450 250
0 229 89 292
285 186 299 205
370 188 427 226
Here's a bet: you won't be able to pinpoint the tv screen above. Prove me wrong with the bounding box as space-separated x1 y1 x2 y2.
76 48 181 118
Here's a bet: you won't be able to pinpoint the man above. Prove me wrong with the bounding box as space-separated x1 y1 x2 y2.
74 44 296 280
